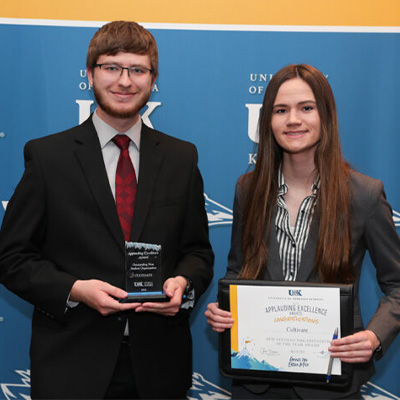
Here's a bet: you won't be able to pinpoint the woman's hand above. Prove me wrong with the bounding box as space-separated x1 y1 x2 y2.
205 302 234 332
328 330 380 363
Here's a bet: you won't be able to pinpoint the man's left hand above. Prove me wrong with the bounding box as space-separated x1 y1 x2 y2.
328 330 380 363
134 276 187 316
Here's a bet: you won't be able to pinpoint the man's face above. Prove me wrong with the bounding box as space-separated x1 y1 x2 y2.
88 52 155 126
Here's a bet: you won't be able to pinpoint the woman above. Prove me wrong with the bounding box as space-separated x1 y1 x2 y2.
205 64 400 399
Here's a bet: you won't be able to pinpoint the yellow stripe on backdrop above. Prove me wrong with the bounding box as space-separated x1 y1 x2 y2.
230 285 239 353
2 0 400 26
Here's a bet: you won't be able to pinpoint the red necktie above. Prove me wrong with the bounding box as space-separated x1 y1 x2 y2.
112 135 137 241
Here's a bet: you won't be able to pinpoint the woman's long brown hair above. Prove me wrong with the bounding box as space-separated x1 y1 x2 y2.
238 64 354 284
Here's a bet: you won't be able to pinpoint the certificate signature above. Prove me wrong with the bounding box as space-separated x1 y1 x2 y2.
230 285 341 375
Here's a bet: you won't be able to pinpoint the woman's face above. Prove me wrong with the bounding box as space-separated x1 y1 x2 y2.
271 78 321 158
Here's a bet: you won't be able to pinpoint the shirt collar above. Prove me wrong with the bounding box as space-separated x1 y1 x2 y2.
311 176 321 195
92 109 141 151
277 168 288 196
277 168 320 196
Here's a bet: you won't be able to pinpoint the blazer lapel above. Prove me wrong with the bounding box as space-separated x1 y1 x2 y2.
296 215 319 282
264 207 286 281
130 124 164 241
73 117 124 250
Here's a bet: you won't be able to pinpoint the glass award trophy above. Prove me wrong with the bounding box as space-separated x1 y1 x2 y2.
120 241 168 303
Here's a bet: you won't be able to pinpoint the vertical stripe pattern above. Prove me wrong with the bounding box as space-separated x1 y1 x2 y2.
275 171 319 281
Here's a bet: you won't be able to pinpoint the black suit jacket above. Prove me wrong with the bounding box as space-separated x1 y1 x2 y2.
0 116 214 399
225 170 400 398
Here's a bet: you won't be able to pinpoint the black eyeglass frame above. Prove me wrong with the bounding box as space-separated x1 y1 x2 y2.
94 63 154 76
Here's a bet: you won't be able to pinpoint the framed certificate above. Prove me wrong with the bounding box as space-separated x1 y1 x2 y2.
218 279 353 388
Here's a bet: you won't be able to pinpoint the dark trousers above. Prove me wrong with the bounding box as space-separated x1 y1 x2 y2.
104 338 188 400
104 338 139 400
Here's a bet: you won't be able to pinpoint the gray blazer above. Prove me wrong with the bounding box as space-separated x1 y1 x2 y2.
225 170 400 398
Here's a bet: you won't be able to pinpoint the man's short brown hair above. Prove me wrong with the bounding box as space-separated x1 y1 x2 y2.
86 21 158 78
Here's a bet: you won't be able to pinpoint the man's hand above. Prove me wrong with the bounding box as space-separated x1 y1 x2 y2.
70 279 140 316
134 276 188 316
328 330 380 363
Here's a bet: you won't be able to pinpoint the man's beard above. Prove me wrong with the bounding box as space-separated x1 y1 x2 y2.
93 84 151 119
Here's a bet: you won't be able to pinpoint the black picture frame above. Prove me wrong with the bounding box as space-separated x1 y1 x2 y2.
218 279 354 388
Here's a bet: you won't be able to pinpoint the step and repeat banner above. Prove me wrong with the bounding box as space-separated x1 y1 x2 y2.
1 1 400 399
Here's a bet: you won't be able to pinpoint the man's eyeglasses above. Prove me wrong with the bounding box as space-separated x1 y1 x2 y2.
94 63 153 78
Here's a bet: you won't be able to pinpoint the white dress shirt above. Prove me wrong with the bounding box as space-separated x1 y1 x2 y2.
92 110 141 195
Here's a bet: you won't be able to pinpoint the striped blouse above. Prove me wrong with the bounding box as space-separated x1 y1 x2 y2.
275 171 319 281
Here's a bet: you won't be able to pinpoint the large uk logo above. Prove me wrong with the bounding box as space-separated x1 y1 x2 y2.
204 194 233 227
204 193 400 231
1 370 30 400
188 372 232 399
361 382 400 399
1 370 399 400
393 210 400 228
2 198 400 230
203 196 400 231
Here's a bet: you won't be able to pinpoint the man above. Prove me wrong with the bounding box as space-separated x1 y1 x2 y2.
0 21 214 399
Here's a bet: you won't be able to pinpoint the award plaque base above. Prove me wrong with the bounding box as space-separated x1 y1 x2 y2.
120 293 169 303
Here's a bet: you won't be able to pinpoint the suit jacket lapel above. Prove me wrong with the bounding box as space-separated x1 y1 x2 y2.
73 117 125 250
131 124 164 241
264 207 286 281
296 215 319 282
